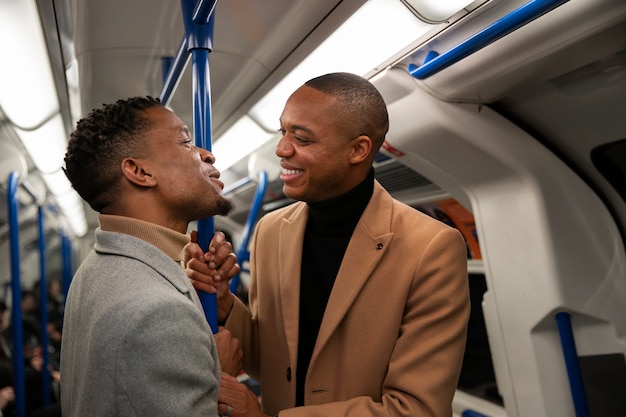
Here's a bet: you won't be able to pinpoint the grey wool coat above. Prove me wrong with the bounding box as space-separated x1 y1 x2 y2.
60 229 220 417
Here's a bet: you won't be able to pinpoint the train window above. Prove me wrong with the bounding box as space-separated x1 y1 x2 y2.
591 138 626 204
412 198 481 260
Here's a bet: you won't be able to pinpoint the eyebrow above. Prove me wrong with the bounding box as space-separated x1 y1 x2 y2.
179 127 191 137
280 121 314 136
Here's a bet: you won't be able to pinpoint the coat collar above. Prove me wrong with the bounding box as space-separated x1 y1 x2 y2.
93 229 203 311
276 181 395 364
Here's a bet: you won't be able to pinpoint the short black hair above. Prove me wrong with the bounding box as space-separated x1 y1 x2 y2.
305 72 389 149
63 96 163 211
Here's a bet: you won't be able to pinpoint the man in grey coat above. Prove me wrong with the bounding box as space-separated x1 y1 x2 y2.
61 96 246 417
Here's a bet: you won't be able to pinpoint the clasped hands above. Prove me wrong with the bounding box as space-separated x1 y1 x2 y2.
184 230 239 296
184 230 240 374
184 231 270 417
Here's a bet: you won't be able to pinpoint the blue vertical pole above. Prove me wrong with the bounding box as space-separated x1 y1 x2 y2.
37 207 51 405
7 171 26 417
230 171 269 293
181 0 218 332
161 56 175 86
556 311 590 417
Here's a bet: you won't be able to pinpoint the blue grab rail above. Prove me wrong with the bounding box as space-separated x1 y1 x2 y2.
160 38 189 106
7 171 26 417
462 410 490 417
223 176 254 196
408 0 569 80
556 312 590 417
230 171 269 293
161 0 219 331
160 0 217 106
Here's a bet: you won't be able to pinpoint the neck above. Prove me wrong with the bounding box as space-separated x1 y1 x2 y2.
307 168 374 232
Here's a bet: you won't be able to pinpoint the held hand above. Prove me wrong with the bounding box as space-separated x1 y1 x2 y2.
206 231 241 286
184 230 205 266
184 230 240 294
184 230 237 321
208 232 239 321
218 374 270 417
214 326 243 377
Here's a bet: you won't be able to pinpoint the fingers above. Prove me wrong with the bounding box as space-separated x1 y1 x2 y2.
185 230 239 294
218 375 262 417
215 253 241 284
207 230 225 257
183 230 204 264
187 278 217 294
207 232 234 266
186 256 215 276
186 257 219 294
206 232 240 287
214 327 243 376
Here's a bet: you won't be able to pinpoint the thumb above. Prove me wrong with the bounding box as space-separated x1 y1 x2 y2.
184 230 204 263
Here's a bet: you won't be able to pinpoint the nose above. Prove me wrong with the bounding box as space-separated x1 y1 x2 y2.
275 135 293 157
199 147 215 164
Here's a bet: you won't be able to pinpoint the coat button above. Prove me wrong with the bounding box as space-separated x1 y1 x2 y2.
376 243 383 250
286 367 292 381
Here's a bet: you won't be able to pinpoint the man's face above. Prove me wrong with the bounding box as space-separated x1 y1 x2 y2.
142 107 233 228
276 86 362 203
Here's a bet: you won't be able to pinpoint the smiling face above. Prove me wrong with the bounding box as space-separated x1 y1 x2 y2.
276 85 374 203
139 106 233 227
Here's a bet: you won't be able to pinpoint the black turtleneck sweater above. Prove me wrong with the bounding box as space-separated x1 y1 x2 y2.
296 169 375 405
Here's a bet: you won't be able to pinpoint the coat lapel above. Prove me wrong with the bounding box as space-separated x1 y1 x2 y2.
313 182 395 359
278 203 308 367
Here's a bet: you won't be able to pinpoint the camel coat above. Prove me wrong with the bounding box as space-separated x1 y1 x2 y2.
225 181 470 417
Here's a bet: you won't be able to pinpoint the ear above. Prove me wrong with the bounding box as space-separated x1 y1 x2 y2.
121 158 157 188
348 135 372 164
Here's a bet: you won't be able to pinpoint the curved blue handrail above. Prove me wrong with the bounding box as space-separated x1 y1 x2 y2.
408 0 569 80
223 176 254 195
462 410 490 417
7 171 26 417
556 311 590 417
230 171 269 293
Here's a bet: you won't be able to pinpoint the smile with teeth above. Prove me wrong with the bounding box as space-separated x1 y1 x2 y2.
282 168 303 175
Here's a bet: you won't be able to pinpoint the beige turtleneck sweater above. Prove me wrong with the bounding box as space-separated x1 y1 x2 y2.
98 214 190 268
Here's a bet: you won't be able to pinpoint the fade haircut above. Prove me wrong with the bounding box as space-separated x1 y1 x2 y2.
305 72 389 150
63 96 163 212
